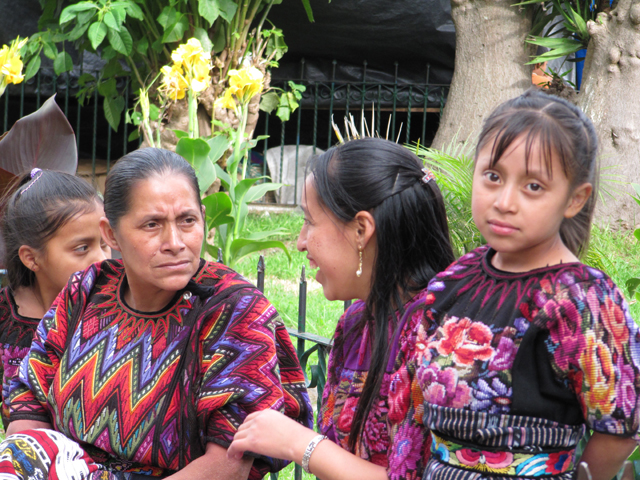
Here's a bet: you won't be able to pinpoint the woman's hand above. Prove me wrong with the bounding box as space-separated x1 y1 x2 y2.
228 410 388 480
579 432 637 480
228 409 317 462
6 419 53 436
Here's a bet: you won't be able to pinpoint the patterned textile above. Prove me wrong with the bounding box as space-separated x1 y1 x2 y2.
9 259 312 479
0 287 40 430
319 291 432 480
389 246 640 479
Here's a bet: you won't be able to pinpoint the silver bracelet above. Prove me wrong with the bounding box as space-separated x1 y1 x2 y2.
302 434 327 474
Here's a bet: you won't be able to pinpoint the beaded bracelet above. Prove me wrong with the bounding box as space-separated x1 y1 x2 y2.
302 434 328 474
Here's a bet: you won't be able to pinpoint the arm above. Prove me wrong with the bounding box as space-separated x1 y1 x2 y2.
579 433 637 480
168 442 253 480
6 419 52 436
228 410 387 480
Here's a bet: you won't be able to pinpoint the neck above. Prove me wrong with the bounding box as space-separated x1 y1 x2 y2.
13 282 50 319
123 280 177 313
492 236 579 272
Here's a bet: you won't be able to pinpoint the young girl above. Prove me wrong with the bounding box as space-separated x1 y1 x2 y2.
0 169 110 430
227 138 455 480
389 90 640 480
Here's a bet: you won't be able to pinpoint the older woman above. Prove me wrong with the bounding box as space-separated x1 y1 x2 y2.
3 148 312 480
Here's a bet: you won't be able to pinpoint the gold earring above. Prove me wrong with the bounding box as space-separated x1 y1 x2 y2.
356 246 363 277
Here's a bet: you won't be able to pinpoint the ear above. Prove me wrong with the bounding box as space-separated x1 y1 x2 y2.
18 245 39 272
201 204 206 220
100 217 121 252
352 211 376 249
564 182 593 219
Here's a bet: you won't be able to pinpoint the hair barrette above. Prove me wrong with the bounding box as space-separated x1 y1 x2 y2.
421 168 435 184
19 168 44 196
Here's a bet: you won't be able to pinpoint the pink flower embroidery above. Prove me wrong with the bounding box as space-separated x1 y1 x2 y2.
429 317 494 366
419 364 471 408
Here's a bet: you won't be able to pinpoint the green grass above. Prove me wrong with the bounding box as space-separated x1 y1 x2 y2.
234 212 345 339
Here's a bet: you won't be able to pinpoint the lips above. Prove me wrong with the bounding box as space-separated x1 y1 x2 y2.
156 260 191 269
307 256 318 269
488 219 518 235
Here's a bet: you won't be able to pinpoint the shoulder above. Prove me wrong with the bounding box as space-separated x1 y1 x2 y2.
431 246 487 283
194 260 259 293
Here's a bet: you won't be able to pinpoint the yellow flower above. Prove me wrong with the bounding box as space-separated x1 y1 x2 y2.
228 66 263 102
0 36 28 93
159 64 188 101
169 38 211 96
214 88 237 110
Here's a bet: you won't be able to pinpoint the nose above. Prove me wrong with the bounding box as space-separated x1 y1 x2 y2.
89 245 108 264
296 224 307 252
163 223 186 254
494 183 518 213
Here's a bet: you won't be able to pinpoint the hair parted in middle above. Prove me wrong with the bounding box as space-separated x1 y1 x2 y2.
476 88 599 258
308 137 456 450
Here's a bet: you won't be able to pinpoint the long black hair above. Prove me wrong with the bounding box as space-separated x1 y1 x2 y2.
308 137 455 450
476 89 598 257
1 170 101 290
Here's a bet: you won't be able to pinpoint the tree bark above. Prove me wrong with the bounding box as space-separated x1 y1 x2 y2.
577 1 640 224
431 0 534 150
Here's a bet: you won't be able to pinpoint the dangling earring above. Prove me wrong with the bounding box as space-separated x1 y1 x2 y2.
356 246 363 277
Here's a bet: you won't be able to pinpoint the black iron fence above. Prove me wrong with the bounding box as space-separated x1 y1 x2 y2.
1 60 448 205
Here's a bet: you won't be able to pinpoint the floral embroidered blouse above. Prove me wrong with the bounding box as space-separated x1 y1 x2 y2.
319 291 432 480
389 246 640 477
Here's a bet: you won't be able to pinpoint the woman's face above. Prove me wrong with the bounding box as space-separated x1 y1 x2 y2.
297 177 372 301
104 173 204 305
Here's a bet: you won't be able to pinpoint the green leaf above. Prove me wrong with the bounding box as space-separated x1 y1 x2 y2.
53 51 73 76
102 58 125 78
103 11 120 31
299 0 314 22
162 14 188 43
244 182 283 203
229 238 291 266
176 137 217 193
157 6 176 29
276 105 292 122
107 26 133 55
626 277 640 297
206 135 231 163
634 228 640 243
215 164 231 190
124 1 144 20
67 20 91 41
217 0 238 23
78 73 95 86
42 40 57 60
128 129 140 142
202 192 234 229
198 0 221 27
211 25 225 53
110 5 126 26
60 2 98 24
135 37 149 55
104 95 125 131
194 27 213 53
172 129 190 139
234 177 261 203
97 77 117 97
24 55 41 81
88 21 108 50
259 91 280 113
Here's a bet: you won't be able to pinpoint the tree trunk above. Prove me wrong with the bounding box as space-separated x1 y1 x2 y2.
431 0 534 150
577 1 640 224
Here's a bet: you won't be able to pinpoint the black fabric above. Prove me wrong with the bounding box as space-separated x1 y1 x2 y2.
511 323 584 425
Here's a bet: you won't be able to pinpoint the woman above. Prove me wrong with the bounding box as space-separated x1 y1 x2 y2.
3 148 313 480
228 138 456 480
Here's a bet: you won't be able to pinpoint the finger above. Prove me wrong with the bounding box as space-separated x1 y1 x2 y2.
227 440 246 460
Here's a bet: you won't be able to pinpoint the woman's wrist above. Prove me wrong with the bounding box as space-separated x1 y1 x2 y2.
290 426 320 465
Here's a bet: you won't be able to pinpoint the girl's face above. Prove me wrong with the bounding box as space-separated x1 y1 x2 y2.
102 173 204 309
297 177 373 301
34 201 110 293
471 134 591 272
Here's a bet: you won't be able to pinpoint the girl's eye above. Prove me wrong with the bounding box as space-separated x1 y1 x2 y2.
484 172 500 183
74 245 89 254
527 183 542 192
